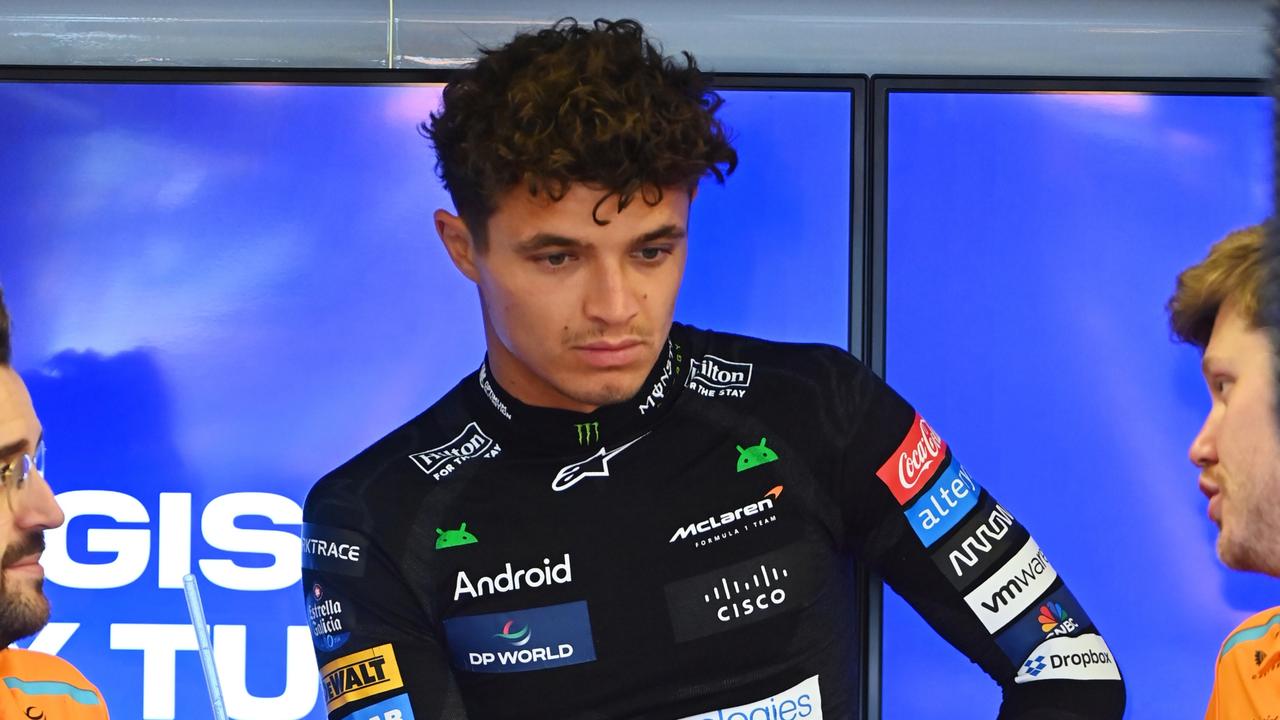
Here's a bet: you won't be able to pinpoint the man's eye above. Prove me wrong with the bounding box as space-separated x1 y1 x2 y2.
544 253 570 267
638 247 667 261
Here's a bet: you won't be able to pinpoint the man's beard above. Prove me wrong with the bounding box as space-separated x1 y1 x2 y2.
0 532 49 647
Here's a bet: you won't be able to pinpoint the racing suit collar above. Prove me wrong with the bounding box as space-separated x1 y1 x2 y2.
469 324 690 455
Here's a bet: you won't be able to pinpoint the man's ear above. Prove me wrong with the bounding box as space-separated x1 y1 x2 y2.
435 209 480 283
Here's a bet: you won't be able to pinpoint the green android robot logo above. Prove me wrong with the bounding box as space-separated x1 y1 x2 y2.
435 522 478 550
736 438 779 473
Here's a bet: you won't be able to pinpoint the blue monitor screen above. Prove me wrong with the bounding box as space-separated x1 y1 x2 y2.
882 89 1275 719
0 78 854 719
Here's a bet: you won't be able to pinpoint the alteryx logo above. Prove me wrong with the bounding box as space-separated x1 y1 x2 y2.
443 601 596 674
675 674 822 720
902 458 980 547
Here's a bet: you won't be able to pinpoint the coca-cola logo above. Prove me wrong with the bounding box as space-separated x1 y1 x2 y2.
876 413 949 505
897 419 943 489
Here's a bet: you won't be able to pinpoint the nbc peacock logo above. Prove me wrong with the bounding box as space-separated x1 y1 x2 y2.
495 620 532 647
1038 601 1079 638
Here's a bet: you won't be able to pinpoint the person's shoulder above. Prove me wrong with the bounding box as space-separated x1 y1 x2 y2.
678 323 871 390
0 648 105 702
1218 606 1280 664
305 371 478 517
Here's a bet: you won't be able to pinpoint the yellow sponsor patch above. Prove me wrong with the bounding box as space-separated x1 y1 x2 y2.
320 643 404 713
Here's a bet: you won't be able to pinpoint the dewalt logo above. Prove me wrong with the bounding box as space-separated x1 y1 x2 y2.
320 643 404 713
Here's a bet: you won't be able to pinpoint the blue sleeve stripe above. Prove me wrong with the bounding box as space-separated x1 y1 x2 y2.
1220 611 1280 660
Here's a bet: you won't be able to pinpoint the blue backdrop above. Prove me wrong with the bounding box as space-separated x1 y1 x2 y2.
882 90 1276 719
0 80 852 719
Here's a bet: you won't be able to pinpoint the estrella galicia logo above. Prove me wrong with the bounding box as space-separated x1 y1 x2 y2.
552 433 647 491
443 600 596 673
409 422 501 481
308 583 353 652
686 354 753 398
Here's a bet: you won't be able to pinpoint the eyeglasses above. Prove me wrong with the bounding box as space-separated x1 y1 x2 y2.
0 440 45 491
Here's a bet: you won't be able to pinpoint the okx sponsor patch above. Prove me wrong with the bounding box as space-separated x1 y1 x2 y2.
902 456 979 547
995 584 1092 664
877 413 947 505
962 538 1057 633
338 692 414 720
303 523 369 578
321 643 404 714
443 600 596 673
1015 633 1121 684
930 493 1028 591
676 674 822 720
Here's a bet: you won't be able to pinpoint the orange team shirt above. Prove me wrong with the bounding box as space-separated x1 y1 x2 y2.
1206 607 1280 720
0 648 109 719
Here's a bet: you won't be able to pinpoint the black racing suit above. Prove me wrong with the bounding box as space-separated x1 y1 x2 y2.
302 323 1125 719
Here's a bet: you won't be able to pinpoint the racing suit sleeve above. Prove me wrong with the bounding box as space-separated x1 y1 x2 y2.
302 473 469 720
824 349 1126 718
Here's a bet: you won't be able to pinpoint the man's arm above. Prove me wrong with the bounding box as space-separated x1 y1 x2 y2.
303 478 468 720
825 349 1126 718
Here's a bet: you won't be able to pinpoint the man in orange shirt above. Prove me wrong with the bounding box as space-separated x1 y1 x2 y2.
0 287 109 718
1169 224 1280 719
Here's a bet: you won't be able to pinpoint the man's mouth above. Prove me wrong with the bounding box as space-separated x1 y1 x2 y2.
573 339 646 368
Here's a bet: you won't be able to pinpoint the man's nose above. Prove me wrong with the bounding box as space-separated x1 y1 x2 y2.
1189 413 1218 469
584 261 640 326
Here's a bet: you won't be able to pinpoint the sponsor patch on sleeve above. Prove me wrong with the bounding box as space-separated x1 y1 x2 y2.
321 643 405 714
337 692 415 720
408 421 501 481
962 538 1057 633
1014 633 1121 683
302 523 370 578
902 456 980 547
930 493 1029 591
442 600 596 673
675 674 823 720
877 413 948 505
994 584 1092 664
307 582 355 653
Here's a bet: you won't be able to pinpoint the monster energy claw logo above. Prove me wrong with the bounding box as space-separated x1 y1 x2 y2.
575 422 600 445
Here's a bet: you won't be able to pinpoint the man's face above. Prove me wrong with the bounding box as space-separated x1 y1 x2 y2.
0 367 65 646
438 183 690 412
1190 299 1280 576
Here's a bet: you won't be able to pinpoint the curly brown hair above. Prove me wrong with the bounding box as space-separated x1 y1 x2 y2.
423 18 738 248
1168 224 1265 349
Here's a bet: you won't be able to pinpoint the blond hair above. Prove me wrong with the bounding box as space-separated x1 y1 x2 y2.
1168 225 1265 349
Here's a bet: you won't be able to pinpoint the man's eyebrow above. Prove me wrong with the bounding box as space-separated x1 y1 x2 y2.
0 439 27 460
515 233 587 253
634 224 686 244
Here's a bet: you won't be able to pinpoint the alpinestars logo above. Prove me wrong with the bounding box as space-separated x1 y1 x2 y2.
687 354 753 398
551 434 647 492
409 422 502 481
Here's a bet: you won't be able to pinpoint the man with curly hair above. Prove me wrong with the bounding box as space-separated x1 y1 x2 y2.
1168 225 1280 718
303 19 1125 719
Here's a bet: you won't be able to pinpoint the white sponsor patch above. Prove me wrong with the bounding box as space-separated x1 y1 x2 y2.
687 354 754 398
962 538 1057 633
1015 633 1121 684
676 674 822 720
409 422 501 481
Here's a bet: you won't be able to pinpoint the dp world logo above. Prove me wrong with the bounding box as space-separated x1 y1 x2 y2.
495 620 532 647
